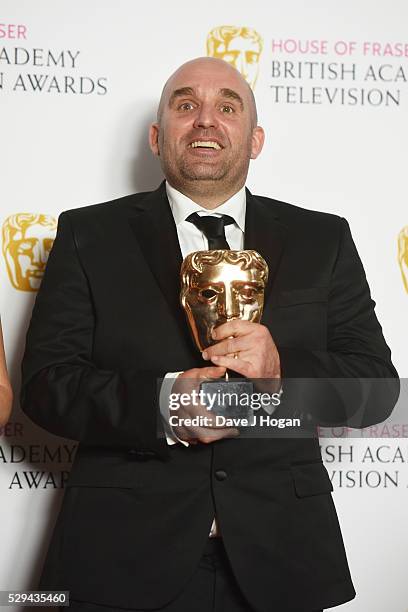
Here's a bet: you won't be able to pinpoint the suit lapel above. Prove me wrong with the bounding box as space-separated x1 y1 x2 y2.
127 182 193 345
244 189 287 305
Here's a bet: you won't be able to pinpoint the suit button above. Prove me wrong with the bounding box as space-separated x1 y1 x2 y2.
215 469 227 481
127 449 155 461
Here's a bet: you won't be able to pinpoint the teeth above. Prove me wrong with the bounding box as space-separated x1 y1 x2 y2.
190 141 221 150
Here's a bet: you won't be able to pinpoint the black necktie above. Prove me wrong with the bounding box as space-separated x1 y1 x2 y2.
186 212 235 250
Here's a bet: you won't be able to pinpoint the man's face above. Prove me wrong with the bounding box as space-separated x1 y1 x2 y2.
183 260 265 351
212 37 261 89
4 222 55 291
150 59 264 198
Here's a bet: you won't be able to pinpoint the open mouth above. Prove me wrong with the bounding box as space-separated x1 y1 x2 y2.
188 140 222 150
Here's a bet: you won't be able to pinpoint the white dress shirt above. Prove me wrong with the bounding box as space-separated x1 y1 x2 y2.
166 181 246 254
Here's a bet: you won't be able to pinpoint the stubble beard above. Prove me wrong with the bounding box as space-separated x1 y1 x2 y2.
160 139 251 200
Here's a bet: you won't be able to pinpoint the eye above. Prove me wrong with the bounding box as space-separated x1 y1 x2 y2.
221 52 239 64
178 102 195 111
17 241 34 253
245 52 258 65
198 287 220 302
200 288 217 300
220 104 234 114
238 285 260 301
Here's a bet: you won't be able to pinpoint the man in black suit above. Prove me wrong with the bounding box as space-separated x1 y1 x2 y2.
21 57 398 611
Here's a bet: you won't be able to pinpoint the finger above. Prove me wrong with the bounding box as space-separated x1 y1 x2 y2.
209 354 253 377
202 337 251 360
212 320 256 340
179 366 226 380
180 422 238 440
199 366 227 379
197 427 240 444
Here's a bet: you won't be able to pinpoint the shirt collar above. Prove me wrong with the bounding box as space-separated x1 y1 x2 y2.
165 181 246 233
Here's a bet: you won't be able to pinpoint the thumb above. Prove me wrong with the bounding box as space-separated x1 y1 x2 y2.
200 366 226 380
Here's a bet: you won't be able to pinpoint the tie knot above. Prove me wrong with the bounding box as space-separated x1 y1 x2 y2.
186 213 235 250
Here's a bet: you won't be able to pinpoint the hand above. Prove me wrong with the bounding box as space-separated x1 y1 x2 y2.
171 366 239 444
201 321 281 388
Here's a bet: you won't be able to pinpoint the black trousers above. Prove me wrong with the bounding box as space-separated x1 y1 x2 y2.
62 539 323 612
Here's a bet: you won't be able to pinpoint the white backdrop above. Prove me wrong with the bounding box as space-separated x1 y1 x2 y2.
1 1 407 610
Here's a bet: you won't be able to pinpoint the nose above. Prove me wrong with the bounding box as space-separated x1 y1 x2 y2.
193 101 219 130
238 56 248 81
32 241 47 267
219 287 240 320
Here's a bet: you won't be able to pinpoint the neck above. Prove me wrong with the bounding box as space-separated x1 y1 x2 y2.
166 179 245 210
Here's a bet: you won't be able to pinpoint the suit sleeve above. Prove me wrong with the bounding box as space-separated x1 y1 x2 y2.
277 217 400 427
20 212 169 458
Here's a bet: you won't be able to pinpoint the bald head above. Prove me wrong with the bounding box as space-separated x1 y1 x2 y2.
157 57 258 127
149 55 265 208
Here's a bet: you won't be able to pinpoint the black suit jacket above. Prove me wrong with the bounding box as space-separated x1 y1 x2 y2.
21 183 399 611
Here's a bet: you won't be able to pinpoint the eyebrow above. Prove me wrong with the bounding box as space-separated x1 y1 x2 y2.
219 88 244 110
168 86 244 111
168 87 195 107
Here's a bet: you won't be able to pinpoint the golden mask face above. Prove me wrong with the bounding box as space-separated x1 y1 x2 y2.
398 226 408 293
2 214 57 291
207 26 263 89
181 250 268 352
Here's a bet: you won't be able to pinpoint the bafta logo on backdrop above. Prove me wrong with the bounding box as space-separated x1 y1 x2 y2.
398 226 408 293
2 214 57 291
206 26 263 89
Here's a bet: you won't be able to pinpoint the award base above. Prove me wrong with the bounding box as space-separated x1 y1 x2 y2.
200 379 254 419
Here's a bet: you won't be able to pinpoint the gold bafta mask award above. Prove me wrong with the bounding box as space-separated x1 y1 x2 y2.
2 213 57 292
180 249 268 417
206 26 263 89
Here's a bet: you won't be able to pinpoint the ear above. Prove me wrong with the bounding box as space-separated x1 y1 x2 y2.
250 126 265 160
149 123 160 156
